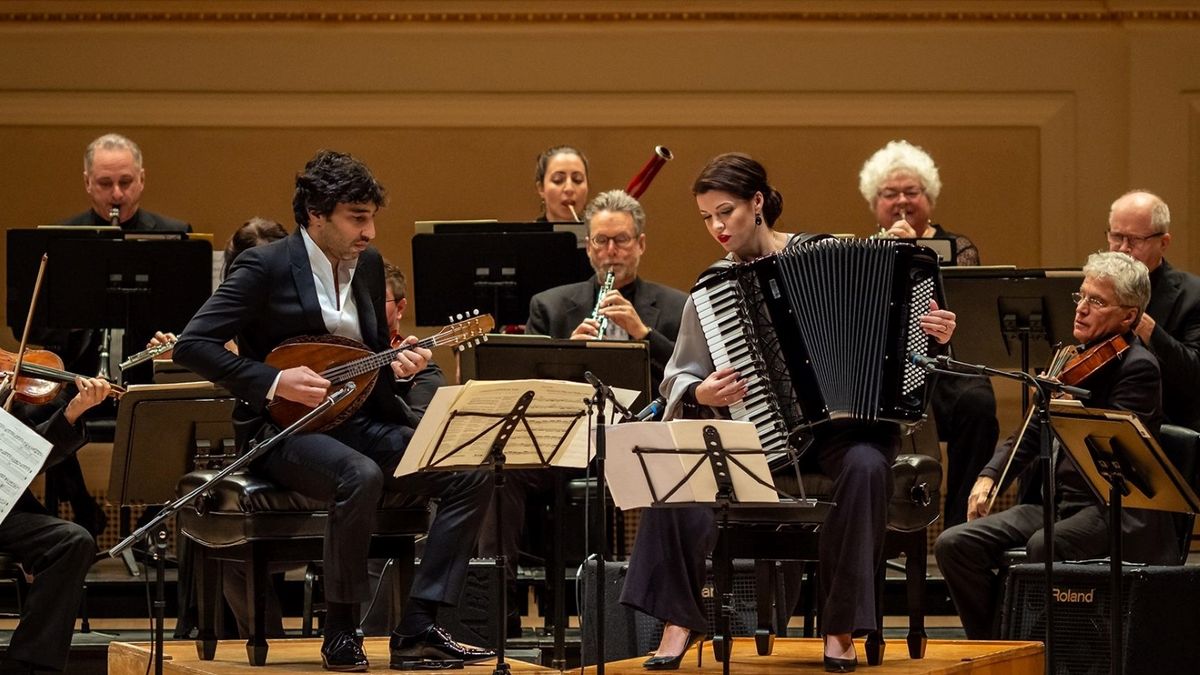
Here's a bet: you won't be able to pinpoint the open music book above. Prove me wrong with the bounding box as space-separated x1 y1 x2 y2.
395 378 638 476
605 420 779 509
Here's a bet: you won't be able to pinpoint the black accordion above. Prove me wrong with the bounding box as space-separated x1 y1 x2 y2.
691 237 942 462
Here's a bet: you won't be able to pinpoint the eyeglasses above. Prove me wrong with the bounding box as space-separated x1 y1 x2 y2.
589 234 636 249
877 187 925 201
1105 230 1165 248
1071 292 1131 310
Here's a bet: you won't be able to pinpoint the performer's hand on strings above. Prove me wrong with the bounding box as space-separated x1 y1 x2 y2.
389 336 431 380
65 376 111 424
277 366 331 407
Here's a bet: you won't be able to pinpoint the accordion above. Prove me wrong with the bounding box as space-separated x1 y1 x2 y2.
691 237 942 463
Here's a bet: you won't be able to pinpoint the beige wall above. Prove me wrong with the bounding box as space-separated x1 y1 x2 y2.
1 2 1198 429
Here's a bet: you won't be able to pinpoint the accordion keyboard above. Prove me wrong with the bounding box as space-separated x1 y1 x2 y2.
692 277 793 460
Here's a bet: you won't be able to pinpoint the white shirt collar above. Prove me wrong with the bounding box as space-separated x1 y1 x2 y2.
300 225 363 342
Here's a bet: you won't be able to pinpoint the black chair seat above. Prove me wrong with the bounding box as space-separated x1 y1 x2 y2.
176 469 430 666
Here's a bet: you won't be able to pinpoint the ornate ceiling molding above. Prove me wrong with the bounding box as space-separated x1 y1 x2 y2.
1 8 1198 25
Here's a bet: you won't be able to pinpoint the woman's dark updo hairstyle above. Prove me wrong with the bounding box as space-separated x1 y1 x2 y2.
223 217 288 279
691 152 783 228
534 145 590 185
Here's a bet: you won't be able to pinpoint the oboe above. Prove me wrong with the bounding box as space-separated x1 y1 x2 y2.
109 206 120 227
591 269 616 339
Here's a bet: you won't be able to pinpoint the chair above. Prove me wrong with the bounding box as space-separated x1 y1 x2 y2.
176 470 430 666
710 422 942 666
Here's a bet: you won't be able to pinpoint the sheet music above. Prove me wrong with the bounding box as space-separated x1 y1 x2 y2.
605 420 778 509
0 407 54 523
397 379 638 476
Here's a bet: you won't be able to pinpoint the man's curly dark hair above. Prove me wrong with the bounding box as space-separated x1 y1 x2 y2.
292 150 387 229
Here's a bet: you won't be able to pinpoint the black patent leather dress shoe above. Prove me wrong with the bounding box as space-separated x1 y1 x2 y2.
321 631 369 672
642 630 705 670
390 624 495 669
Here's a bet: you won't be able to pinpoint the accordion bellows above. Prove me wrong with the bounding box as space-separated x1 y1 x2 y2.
692 237 942 463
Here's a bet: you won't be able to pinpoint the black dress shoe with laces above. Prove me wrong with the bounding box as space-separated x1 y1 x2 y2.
390 624 495 669
321 631 369 672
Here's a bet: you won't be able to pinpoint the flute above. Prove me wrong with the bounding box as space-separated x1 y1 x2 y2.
119 336 177 371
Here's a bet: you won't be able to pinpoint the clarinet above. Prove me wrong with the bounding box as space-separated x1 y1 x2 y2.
590 269 615 339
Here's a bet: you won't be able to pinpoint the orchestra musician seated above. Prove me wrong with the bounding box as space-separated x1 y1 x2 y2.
485 189 687 635
618 153 957 673
173 150 495 671
934 251 1179 640
858 140 999 527
1105 191 1200 432
0 375 111 674
533 144 589 223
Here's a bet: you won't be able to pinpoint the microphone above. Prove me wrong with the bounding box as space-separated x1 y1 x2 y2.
908 352 940 371
632 396 666 422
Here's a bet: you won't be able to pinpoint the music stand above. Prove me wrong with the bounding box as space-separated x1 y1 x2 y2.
1049 401 1200 675
397 379 634 673
460 334 652 410
411 228 588 327
941 267 1083 384
606 420 822 675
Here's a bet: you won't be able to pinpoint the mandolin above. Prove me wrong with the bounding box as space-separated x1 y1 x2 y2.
265 311 493 432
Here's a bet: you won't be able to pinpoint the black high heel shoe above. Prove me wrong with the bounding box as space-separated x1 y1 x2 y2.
823 654 857 673
642 630 705 670
823 636 857 673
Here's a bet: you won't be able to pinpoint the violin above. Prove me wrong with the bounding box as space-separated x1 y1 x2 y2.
1056 333 1130 387
0 347 125 406
982 332 1130 515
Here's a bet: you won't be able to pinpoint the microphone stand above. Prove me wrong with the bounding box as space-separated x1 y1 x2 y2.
916 354 1087 675
107 384 356 675
583 372 613 674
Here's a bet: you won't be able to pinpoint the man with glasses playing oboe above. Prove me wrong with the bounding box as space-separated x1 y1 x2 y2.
482 189 687 635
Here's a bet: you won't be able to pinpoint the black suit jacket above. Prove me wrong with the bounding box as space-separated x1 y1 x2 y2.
525 277 687 393
981 335 1177 563
1145 260 1200 431
61 207 191 233
173 228 441 446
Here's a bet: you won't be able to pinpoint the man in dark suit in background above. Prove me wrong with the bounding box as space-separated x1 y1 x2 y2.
935 251 1178 640
525 188 687 393
1106 190 1200 431
61 133 190 232
174 150 495 671
482 189 687 634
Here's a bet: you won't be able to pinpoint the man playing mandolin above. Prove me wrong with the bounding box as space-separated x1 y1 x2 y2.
174 150 496 671
934 251 1180 640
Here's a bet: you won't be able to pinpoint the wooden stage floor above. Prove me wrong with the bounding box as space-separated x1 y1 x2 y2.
109 637 1043 674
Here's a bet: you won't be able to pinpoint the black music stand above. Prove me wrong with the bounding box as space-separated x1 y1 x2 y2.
396 379 594 673
460 334 652 414
606 420 822 675
460 335 651 666
411 229 586 327
941 267 1082 391
1048 402 1200 675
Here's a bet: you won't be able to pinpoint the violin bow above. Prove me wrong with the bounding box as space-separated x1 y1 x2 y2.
982 343 1077 515
4 254 49 412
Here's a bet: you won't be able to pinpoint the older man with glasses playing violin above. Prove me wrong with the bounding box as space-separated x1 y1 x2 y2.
934 251 1180 640
1105 190 1200 432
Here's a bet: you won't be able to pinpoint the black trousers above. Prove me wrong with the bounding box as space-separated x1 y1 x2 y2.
476 468 563 583
619 425 897 636
0 511 95 671
256 413 493 607
933 499 1108 639
930 374 999 527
